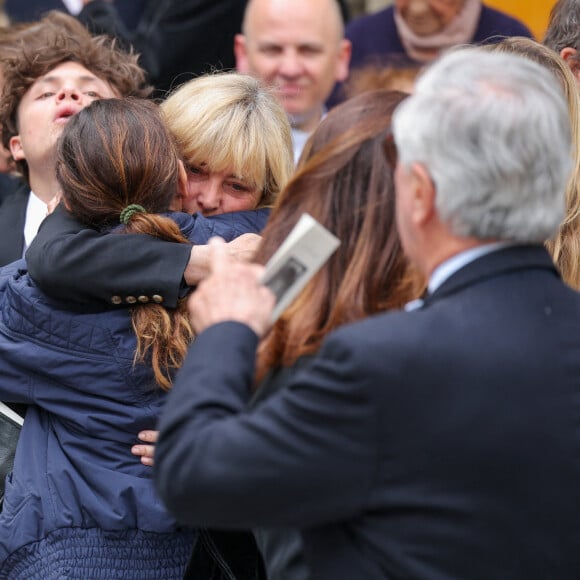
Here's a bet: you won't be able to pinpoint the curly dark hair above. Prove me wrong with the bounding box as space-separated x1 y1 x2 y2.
0 11 151 183
544 0 580 54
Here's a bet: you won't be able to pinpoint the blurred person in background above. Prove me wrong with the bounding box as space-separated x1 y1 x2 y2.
234 0 351 163
544 0 580 89
484 36 580 290
328 0 531 104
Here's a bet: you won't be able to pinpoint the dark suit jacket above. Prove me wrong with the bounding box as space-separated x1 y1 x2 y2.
25 204 195 308
25 204 270 309
0 184 29 416
0 174 22 207
155 245 580 580
5 0 146 30
0 184 28 267
79 0 247 95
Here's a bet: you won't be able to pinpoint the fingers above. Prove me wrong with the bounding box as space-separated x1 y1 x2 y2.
131 444 155 467
207 236 229 276
227 233 262 263
138 430 159 443
132 430 158 467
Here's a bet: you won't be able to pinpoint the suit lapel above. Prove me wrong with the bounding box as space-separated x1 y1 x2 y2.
0 184 29 267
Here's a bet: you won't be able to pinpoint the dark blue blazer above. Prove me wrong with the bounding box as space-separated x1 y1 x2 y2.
155 245 580 580
26 204 269 308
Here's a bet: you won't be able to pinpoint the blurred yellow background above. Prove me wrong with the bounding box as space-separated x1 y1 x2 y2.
470 0 556 41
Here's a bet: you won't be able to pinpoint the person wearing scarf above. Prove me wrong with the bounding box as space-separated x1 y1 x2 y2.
328 0 531 105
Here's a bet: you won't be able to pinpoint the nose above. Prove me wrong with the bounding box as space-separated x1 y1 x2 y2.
196 177 221 214
278 50 303 78
407 0 430 16
56 85 81 102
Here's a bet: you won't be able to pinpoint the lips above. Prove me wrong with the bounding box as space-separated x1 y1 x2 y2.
54 105 80 124
278 85 303 98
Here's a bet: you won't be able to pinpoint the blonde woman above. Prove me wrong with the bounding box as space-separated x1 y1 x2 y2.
485 37 580 289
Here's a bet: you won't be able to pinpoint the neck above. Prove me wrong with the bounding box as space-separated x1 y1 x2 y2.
28 166 60 204
420 234 485 281
288 107 324 133
394 0 482 62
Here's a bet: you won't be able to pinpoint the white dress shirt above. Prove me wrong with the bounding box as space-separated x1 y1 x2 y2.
23 191 48 257
61 0 84 15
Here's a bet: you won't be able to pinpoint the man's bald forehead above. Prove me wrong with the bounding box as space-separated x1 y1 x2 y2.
242 0 345 37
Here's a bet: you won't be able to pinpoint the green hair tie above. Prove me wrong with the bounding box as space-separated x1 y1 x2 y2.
120 204 147 225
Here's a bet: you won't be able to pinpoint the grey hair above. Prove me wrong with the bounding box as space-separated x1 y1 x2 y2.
544 0 580 54
392 49 572 242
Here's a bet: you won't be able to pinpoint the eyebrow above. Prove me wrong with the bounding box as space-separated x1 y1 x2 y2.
193 162 245 181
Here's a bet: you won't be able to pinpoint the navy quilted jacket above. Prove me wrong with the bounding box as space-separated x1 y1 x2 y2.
0 258 195 578
0 209 270 578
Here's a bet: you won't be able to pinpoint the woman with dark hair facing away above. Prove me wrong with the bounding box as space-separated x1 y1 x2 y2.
0 96 286 578
185 89 421 580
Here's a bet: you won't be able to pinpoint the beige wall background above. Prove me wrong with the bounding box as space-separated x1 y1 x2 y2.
345 0 556 41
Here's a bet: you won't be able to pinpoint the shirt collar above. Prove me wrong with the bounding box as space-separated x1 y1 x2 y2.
428 241 513 294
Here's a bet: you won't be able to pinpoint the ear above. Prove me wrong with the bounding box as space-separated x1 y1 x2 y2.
560 47 580 83
9 135 25 161
335 39 352 83
234 34 250 73
177 160 188 195
409 162 436 227
169 160 188 212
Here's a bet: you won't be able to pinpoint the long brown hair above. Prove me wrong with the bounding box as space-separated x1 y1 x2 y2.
254 90 419 383
56 98 193 390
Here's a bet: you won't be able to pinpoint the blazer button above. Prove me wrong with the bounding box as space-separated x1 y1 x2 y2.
138 295 150 304
152 295 163 304
111 296 122 305
126 296 137 304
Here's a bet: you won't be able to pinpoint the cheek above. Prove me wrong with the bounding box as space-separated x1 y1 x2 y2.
223 190 262 212
249 55 278 80
430 0 464 21
181 178 202 212
168 191 183 212
317 57 341 85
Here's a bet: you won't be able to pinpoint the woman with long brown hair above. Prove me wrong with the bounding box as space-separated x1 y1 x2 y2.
253 89 418 390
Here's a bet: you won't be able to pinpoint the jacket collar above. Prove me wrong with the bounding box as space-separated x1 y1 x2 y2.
424 244 558 306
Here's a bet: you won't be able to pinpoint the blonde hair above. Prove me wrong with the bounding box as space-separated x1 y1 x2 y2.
485 37 580 288
161 72 294 207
